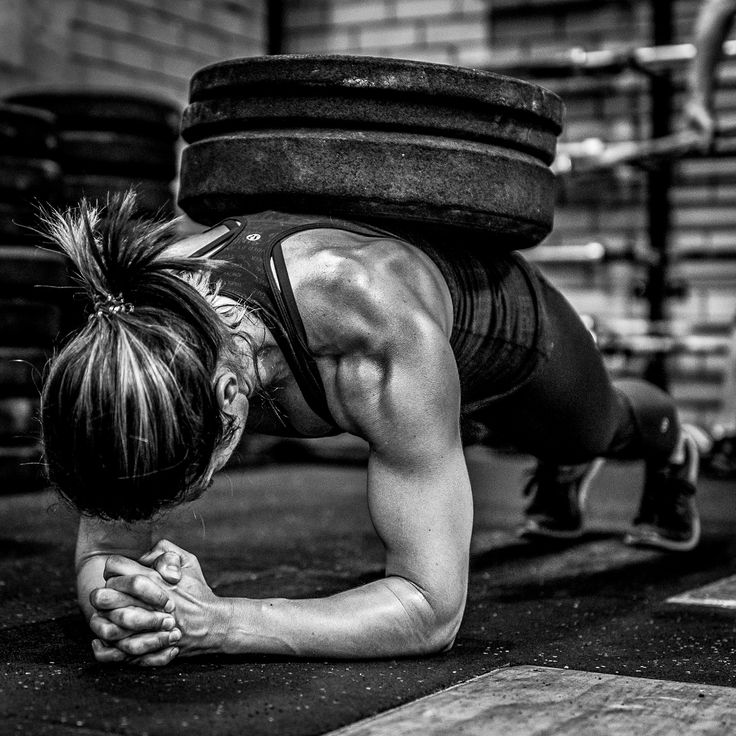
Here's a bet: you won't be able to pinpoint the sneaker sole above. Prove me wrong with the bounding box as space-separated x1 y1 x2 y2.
680 429 700 485
681 422 713 456
519 519 586 540
623 516 701 552
624 431 701 552
519 458 605 540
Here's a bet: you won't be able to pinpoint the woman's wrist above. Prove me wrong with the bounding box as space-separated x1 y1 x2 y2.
212 596 291 656
204 595 239 655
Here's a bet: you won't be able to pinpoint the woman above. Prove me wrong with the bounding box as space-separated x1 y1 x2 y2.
41 193 699 667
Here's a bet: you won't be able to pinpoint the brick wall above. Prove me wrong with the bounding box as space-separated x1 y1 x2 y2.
284 0 491 66
0 0 267 107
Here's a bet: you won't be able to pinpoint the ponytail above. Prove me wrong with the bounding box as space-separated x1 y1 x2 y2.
40 192 232 521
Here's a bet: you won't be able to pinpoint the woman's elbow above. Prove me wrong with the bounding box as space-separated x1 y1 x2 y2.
421 607 463 654
404 591 465 655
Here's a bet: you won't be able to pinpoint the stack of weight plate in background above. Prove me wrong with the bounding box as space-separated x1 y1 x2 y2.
0 103 60 242
0 90 181 493
6 90 180 217
178 55 564 251
0 103 68 491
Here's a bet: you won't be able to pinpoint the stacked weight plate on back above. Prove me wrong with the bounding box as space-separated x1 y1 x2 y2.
0 104 67 491
178 55 564 250
6 90 181 217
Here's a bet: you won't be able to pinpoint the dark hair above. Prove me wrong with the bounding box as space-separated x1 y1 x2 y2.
40 192 234 522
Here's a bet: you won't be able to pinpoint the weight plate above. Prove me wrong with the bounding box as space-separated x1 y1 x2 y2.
6 89 180 140
0 103 57 158
0 442 46 492
0 202 48 244
0 396 38 442
0 247 70 296
58 131 178 179
0 300 63 346
178 130 555 247
185 55 563 165
61 175 173 215
0 157 61 199
183 95 559 166
0 347 47 398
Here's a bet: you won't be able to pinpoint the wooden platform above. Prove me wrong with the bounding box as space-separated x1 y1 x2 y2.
330 665 736 736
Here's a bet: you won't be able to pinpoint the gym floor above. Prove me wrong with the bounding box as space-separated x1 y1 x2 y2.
1 449 735 735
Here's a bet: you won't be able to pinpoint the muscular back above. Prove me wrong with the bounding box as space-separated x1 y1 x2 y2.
278 227 456 436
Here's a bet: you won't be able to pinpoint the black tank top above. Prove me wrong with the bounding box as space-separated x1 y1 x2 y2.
190 211 398 428
191 211 551 429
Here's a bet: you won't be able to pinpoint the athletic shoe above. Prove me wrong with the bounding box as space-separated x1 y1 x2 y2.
705 431 736 479
520 459 605 539
624 428 700 552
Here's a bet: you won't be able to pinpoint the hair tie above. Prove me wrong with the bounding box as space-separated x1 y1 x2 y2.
91 292 135 319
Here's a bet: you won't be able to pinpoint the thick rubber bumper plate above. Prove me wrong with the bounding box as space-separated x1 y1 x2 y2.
179 55 563 248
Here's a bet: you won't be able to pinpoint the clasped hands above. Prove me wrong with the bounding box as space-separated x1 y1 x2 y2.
88 539 223 667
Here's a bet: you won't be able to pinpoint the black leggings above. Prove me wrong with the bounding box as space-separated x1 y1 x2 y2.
465 274 679 466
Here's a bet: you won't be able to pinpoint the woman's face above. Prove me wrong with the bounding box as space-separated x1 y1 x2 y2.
210 381 250 477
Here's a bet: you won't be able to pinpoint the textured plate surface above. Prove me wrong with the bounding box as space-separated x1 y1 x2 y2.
0 103 57 157
0 157 61 198
0 247 69 293
58 131 178 178
179 130 556 246
0 347 48 397
180 56 562 244
184 55 562 165
7 89 180 139
0 301 63 346
61 175 173 213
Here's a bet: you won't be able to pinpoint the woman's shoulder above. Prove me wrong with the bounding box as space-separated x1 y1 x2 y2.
280 227 453 353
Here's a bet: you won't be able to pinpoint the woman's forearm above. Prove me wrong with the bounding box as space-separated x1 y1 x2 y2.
75 517 154 620
213 575 465 659
76 555 110 620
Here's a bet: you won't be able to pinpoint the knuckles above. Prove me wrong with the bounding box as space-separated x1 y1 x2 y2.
117 634 166 656
130 574 153 596
117 639 143 656
152 539 177 555
115 609 142 629
104 554 131 572
90 616 118 640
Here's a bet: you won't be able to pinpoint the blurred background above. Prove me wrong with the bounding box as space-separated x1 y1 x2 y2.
1 0 735 481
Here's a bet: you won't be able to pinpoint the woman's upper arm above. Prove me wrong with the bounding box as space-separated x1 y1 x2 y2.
300 245 473 635
333 307 474 633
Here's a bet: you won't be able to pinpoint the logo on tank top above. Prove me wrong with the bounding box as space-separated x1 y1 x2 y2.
246 233 261 241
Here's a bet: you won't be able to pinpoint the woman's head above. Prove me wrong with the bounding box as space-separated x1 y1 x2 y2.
41 193 245 522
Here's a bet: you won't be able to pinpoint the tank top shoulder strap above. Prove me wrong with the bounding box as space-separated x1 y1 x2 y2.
188 218 246 258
